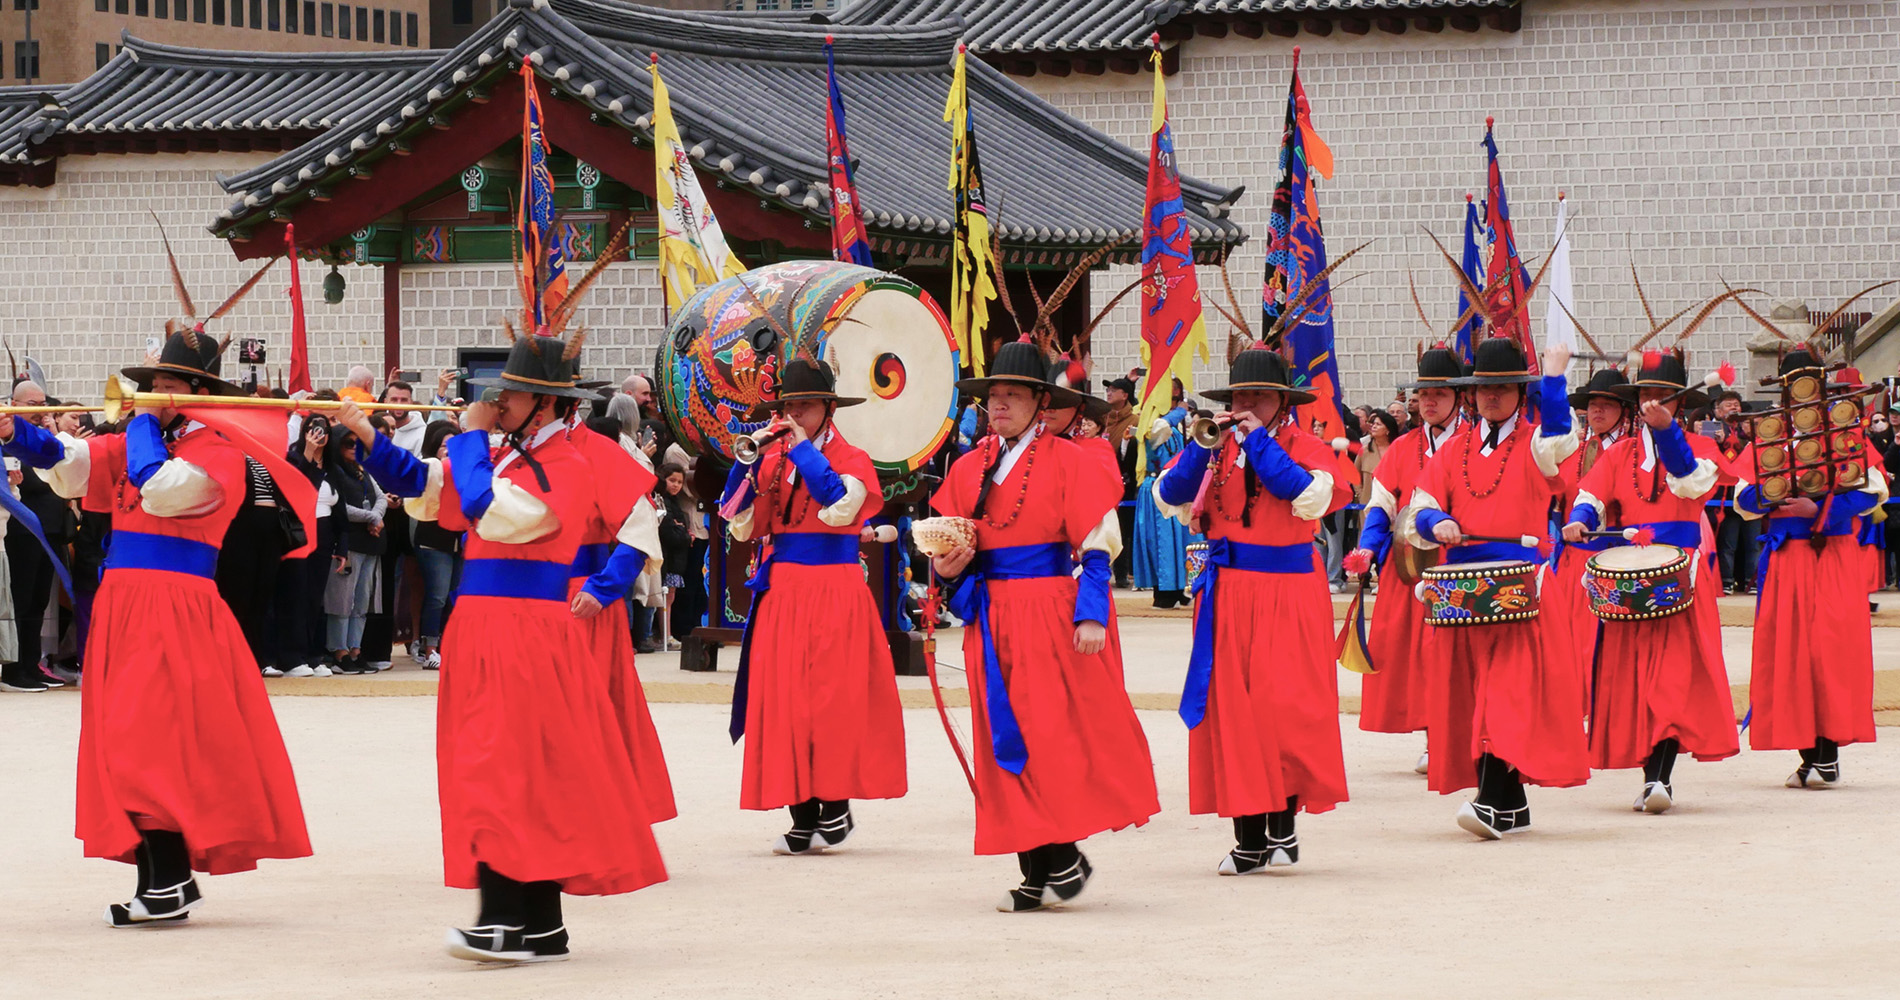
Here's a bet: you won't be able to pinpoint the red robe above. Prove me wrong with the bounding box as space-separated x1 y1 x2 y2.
1359 423 1446 734
437 430 666 895
1547 429 1624 718
733 429 907 810
1183 424 1351 817
73 426 311 874
566 426 676 823
1411 419 1591 793
1572 429 1740 769
933 430 1158 855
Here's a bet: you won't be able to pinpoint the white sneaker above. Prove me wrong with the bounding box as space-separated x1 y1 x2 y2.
370 661 393 672
422 651 441 671
312 665 333 678
285 665 315 678
1637 781 1674 814
261 666 284 678
1414 750 1430 775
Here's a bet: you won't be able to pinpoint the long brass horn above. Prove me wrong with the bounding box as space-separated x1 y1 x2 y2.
99 376 465 423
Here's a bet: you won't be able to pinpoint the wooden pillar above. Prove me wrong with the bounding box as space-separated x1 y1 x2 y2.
382 260 402 377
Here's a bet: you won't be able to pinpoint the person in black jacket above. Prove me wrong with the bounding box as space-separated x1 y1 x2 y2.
655 462 692 648
324 429 386 674
2 382 71 692
214 453 290 672
267 414 349 678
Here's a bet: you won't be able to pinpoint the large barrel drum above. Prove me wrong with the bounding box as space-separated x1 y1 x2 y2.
656 260 959 490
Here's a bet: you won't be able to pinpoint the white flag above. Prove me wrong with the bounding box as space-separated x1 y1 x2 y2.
1543 193 1577 376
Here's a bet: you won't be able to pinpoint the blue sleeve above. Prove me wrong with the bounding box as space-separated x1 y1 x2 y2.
719 458 755 512
1536 375 1573 437
1825 490 1879 532
1567 503 1600 531
1652 422 1698 479
787 440 847 507
359 436 431 497
1073 549 1111 627
1154 440 1213 506
582 542 648 605
1241 430 1316 501
124 413 169 488
2 419 65 469
1358 507 1393 566
444 430 496 521
1415 506 1455 541
1736 483 1771 516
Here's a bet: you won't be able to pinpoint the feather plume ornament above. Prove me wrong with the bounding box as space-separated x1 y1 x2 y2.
1406 270 1439 338
1814 279 1900 339
1017 236 1132 356
546 216 637 337
1212 244 1255 341
1630 256 1659 329
151 211 198 322
203 258 279 325
1263 238 1374 348
1077 276 1143 359
986 210 1024 334
1627 300 1698 355
1721 281 1788 341
501 315 520 343
1670 287 1753 345
1424 227 1500 333
561 324 590 362
1548 293 1610 362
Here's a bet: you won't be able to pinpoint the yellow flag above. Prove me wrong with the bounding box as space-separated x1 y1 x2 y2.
651 54 747 311
942 47 996 375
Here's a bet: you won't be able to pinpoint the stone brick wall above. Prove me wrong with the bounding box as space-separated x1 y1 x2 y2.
0 152 670 404
1031 0 1900 409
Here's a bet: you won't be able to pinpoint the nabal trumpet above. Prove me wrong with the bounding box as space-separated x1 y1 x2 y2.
1189 413 1240 448
95 376 464 423
732 426 793 464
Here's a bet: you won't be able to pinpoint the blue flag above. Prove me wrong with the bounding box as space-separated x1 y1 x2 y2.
1455 195 1483 364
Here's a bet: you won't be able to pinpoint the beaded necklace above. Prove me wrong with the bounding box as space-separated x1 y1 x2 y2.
1209 416 1294 524
1461 417 1518 499
1631 429 1664 504
975 428 1041 529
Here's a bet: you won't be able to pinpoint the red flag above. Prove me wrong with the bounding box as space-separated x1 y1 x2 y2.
285 223 312 395
177 403 317 559
1481 118 1537 373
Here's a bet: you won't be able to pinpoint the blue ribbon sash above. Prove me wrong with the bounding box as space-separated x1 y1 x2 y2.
459 558 571 602
104 530 217 581
1180 539 1315 729
946 542 1074 775
730 532 861 742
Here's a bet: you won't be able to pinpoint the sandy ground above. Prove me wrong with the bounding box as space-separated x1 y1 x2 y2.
6 685 1900 999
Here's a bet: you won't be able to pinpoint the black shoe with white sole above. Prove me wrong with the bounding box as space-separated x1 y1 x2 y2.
1041 853 1093 905
1636 781 1674 814
1217 848 1268 876
106 877 203 928
814 802 854 849
1458 801 1531 840
997 885 1048 913
773 828 820 855
1265 833 1299 867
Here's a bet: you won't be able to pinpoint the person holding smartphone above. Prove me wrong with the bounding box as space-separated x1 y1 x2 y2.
1707 389 1757 593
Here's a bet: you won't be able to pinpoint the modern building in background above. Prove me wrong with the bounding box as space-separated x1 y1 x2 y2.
7 0 429 86
428 0 733 48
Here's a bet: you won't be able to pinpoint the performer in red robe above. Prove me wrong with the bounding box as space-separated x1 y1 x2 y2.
565 418 677 824
1405 338 1590 839
1353 345 1465 769
716 357 907 854
929 340 1157 912
1561 350 1739 813
348 332 665 964
1547 367 1630 717
1734 345 1883 787
2 330 312 927
1152 347 1350 873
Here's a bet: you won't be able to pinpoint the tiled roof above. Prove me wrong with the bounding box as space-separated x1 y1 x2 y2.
213 0 1244 255
1183 0 1511 11
0 86 60 165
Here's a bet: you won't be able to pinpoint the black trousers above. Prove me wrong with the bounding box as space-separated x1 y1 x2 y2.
1114 503 1135 584
214 505 285 667
273 521 336 669
5 525 56 679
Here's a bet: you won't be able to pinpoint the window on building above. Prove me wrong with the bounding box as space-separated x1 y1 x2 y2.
96 43 112 69
371 8 383 42
175 0 186 19
450 0 471 24
115 0 128 13
790 0 811 9
136 0 150 15
13 41 37 81
320 1 332 35
337 3 349 38
157 0 168 15
267 0 278 29
193 0 205 21
757 0 779 9
232 0 243 25
304 1 315 34
405 11 416 45
13 0 39 9
354 7 367 40
211 0 225 25
97 0 109 11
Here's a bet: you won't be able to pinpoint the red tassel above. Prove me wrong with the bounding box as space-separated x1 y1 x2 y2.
1716 360 1736 386
1342 549 1372 576
1631 526 1655 546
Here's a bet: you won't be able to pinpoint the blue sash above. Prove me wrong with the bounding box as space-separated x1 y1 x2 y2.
569 542 611 579
1180 539 1315 729
730 532 861 742
459 558 571 602
105 530 217 580
947 542 1085 774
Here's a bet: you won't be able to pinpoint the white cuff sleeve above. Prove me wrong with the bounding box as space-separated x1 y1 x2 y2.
1366 477 1399 520
1290 470 1335 521
402 458 444 520
1862 467 1891 504
816 474 869 528
1733 477 1766 521
473 477 559 544
1666 458 1721 500
139 459 225 518
44 432 91 500
1571 488 1606 526
1399 486 1443 550
1146 417 1174 446
1151 475 1195 527
618 497 664 562
1081 510 1123 561
727 503 757 542
1530 427 1581 477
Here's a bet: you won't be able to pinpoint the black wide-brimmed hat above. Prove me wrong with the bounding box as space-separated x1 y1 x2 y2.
1615 349 1705 408
121 329 246 397
467 334 598 400
1453 338 1540 386
1568 367 1630 409
1399 343 1467 391
1201 347 1317 405
746 357 865 420
955 340 1085 409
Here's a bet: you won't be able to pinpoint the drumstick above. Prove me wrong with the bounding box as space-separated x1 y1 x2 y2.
1456 533 1541 548
1577 527 1642 541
